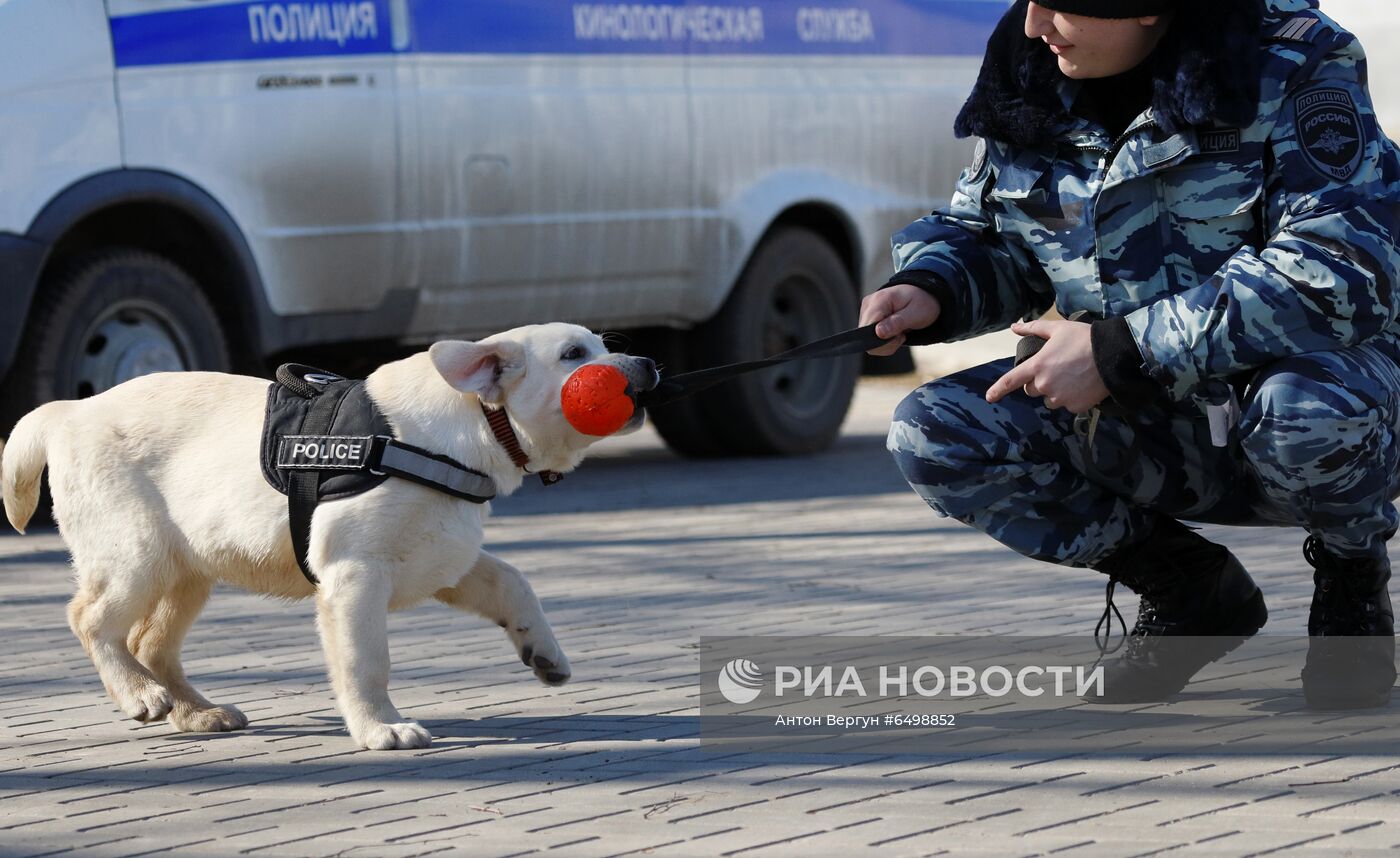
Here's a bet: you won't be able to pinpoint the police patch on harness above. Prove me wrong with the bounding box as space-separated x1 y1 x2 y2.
1295 87 1364 182
277 435 376 470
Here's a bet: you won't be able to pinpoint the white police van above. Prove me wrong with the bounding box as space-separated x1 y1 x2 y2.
0 0 1002 455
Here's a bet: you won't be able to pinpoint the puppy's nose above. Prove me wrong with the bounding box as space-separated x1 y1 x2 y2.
632 356 659 390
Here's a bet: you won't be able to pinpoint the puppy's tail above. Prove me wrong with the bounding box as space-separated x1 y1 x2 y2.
2 402 65 533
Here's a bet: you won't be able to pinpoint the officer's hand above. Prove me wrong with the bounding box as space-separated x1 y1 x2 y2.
985 319 1109 414
859 284 941 356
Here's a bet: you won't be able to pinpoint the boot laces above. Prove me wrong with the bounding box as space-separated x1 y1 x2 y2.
1094 575 1181 665
1094 576 1129 662
1124 597 1174 661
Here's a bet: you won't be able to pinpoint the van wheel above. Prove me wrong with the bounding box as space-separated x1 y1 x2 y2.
9 249 230 413
649 228 859 457
0 249 231 527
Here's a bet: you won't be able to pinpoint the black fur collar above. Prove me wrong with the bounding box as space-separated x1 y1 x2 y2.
954 0 1269 149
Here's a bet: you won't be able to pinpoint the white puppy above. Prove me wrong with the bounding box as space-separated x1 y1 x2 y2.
0 323 657 750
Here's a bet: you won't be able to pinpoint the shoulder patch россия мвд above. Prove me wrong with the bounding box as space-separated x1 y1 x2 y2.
1295 87 1363 182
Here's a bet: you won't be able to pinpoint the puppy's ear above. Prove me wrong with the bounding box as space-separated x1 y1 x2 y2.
429 340 525 405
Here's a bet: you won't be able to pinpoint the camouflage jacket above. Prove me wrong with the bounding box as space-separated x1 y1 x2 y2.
890 0 1400 403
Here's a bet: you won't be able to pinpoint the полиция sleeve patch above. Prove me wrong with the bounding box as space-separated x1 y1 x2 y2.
1295 87 1364 182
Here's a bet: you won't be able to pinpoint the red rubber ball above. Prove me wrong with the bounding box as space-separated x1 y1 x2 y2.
561 364 636 436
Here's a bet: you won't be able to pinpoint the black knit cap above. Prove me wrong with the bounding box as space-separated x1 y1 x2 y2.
1033 0 1174 18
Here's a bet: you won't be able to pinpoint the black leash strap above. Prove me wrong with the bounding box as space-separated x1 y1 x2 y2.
636 324 887 409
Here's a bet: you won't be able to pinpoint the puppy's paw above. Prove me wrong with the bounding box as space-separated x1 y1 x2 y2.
509 620 571 686
521 644 571 686
171 704 248 733
531 652 571 686
356 721 433 751
121 685 174 723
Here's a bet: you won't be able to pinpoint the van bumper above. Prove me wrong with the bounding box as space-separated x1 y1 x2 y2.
0 232 48 382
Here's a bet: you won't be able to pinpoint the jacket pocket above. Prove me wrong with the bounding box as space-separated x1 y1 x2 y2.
1164 159 1265 244
1162 160 1265 284
986 160 1050 205
987 161 1077 236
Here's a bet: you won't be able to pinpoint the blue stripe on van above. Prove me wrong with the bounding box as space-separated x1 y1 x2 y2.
110 0 1006 67
410 1 1005 56
110 1 396 67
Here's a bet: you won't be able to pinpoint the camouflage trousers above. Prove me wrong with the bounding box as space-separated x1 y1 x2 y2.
888 333 1400 566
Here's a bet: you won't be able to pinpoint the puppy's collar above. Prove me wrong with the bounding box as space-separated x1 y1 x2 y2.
481 403 564 486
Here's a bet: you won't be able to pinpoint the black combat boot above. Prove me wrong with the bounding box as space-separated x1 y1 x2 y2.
1301 537 1395 710
1082 519 1269 703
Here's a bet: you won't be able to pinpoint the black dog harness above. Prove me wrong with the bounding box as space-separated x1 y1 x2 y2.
261 363 497 585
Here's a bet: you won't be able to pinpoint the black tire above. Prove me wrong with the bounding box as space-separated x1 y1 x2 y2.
39 250 227 397
625 326 732 458
649 228 860 457
0 249 231 528
2 249 230 433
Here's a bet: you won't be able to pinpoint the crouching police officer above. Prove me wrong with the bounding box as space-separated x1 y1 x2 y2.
863 0 1400 708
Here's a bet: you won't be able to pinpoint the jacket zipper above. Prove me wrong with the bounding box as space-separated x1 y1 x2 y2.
1082 118 1158 316
1076 118 1158 166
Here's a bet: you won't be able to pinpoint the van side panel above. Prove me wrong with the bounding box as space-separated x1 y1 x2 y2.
401 0 1000 336
80 1 1002 347
0 1 121 234
689 54 982 320
687 2 1001 320
406 3 695 332
107 0 412 316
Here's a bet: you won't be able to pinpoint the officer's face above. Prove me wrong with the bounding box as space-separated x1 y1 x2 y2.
1024 2 1171 79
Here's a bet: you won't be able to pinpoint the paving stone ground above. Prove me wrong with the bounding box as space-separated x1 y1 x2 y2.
2 377 1397 857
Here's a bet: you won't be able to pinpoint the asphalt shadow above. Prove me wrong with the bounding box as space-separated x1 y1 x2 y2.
492 431 911 517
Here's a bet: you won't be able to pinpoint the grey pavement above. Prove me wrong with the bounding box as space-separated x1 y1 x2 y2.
2 376 1398 857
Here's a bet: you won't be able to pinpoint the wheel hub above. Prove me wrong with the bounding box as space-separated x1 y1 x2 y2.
74 303 191 397
762 275 840 409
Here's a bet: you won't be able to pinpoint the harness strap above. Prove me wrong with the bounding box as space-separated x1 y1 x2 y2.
283 434 498 585
287 389 341 585
374 438 496 502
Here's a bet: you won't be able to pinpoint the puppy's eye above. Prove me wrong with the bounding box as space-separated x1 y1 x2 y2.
561 345 587 362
